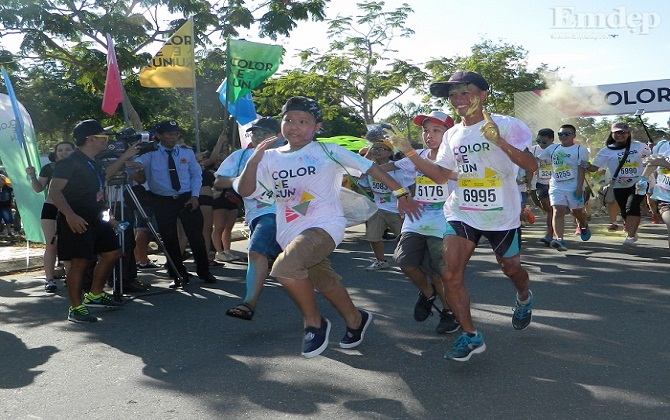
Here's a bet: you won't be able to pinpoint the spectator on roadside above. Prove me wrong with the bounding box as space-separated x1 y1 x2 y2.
134 120 216 288
385 71 537 361
48 119 122 322
216 117 283 321
537 124 591 251
584 122 651 246
0 173 14 237
237 96 421 358
26 141 75 293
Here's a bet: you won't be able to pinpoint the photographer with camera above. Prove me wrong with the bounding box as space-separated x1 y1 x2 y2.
134 120 216 288
48 119 123 322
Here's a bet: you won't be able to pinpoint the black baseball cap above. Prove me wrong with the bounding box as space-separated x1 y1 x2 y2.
281 96 323 122
73 119 114 142
246 117 280 133
429 71 490 98
155 120 181 133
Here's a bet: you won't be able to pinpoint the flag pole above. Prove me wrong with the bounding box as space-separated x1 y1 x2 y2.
189 17 201 153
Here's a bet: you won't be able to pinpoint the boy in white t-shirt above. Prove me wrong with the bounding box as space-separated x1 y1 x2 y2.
237 96 421 358
537 124 591 251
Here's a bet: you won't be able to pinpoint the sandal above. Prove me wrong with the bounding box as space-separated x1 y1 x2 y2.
414 286 437 322
226 302 255 321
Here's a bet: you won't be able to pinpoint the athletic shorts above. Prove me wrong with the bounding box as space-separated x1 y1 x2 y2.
249 213 282 260
393 232 443 275
41 202 58 220
549 188 584 209
614 185 643 218
57 215 120 260
365 209 403 242
270 227 341 291
534 183 549 200
445 220 522 258
198 194 214 207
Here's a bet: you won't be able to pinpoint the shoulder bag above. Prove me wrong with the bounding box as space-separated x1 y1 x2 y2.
599 142 631 205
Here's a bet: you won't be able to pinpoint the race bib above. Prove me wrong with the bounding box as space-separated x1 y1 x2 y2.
457 177 503 211
619 161 639 178
415 175 446 203
656 169 670 191
538 163 552 181
553 164 574 181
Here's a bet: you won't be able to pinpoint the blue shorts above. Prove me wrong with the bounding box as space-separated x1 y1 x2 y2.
0 207 13 224
249 213 282 260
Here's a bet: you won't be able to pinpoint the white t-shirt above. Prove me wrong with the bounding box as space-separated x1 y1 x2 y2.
218 148 276 224
358 163 414 214
537 143 589 192
250 141 373 249
394 149 451 238
651 140 670 202
435 114 532 231
592 141 651 189
530 144 553 186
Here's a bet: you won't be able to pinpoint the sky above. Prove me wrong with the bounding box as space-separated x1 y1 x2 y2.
240 0 670 128
3 0 670 128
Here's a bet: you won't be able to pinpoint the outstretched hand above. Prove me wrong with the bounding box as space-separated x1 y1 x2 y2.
382 125 412 153
480 110 501 145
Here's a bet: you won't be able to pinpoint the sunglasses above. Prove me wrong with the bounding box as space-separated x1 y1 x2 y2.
557 132 574 137
536 140 550 144
371 146 391 152
612 130 628 135
89 134 109 139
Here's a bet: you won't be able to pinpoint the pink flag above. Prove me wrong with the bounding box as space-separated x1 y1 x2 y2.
102 34 124 115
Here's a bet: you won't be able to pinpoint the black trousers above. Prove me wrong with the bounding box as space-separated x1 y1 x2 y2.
149 193 209 278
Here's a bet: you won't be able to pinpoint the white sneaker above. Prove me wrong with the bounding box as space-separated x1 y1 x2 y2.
215 251 237 262
623 236 638 245
365 260 390 271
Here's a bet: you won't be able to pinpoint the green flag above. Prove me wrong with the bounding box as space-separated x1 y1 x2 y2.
226 39 283 104
0 93 45 243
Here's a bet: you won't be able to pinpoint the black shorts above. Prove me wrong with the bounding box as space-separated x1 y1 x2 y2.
213 188 243 210
446 220 522 258
199 194 214 207
57 215 120 260
41 202 58 220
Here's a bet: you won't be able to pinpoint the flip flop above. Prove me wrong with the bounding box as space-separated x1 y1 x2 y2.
226 302 255 321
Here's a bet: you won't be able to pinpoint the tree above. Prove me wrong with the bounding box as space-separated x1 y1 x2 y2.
383 101 432 145
424 39 551 116
298 1 428 124
255 69 367 137
0 1 329 146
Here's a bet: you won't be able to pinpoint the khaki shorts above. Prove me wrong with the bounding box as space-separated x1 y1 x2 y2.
270 228 341 290
365 209 403 242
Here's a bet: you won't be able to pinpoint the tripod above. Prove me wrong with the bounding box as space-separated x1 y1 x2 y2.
106 173 186 301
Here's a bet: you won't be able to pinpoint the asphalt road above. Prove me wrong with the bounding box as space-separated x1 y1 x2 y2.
1 218 669 419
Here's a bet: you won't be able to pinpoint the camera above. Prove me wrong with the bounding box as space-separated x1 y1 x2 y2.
104 127 158 157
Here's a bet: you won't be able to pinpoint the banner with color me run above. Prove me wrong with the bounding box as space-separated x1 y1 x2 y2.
226 39 283 104
0 93 45 243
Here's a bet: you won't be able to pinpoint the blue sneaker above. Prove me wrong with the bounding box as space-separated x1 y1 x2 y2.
445 331 486 361
512 290 533 330
540 235 552 247
301 318 331 358
579 226 591 241
550 239 568 251
340 310 373 349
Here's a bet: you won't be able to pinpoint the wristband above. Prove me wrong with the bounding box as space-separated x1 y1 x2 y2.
392 187 409 198
397 192 410 199
639 177 647 182
404 150 417 158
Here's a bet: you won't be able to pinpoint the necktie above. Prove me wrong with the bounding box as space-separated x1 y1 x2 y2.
166 149 181 191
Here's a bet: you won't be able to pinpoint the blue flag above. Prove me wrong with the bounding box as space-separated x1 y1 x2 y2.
2 69 27 152
216 81 257 125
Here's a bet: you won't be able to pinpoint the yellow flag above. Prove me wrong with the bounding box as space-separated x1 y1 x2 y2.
140 19 195 88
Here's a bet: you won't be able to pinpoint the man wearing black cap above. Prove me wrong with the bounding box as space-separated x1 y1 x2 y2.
49 119 122 322
134 120 216 287
385 71 538 361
